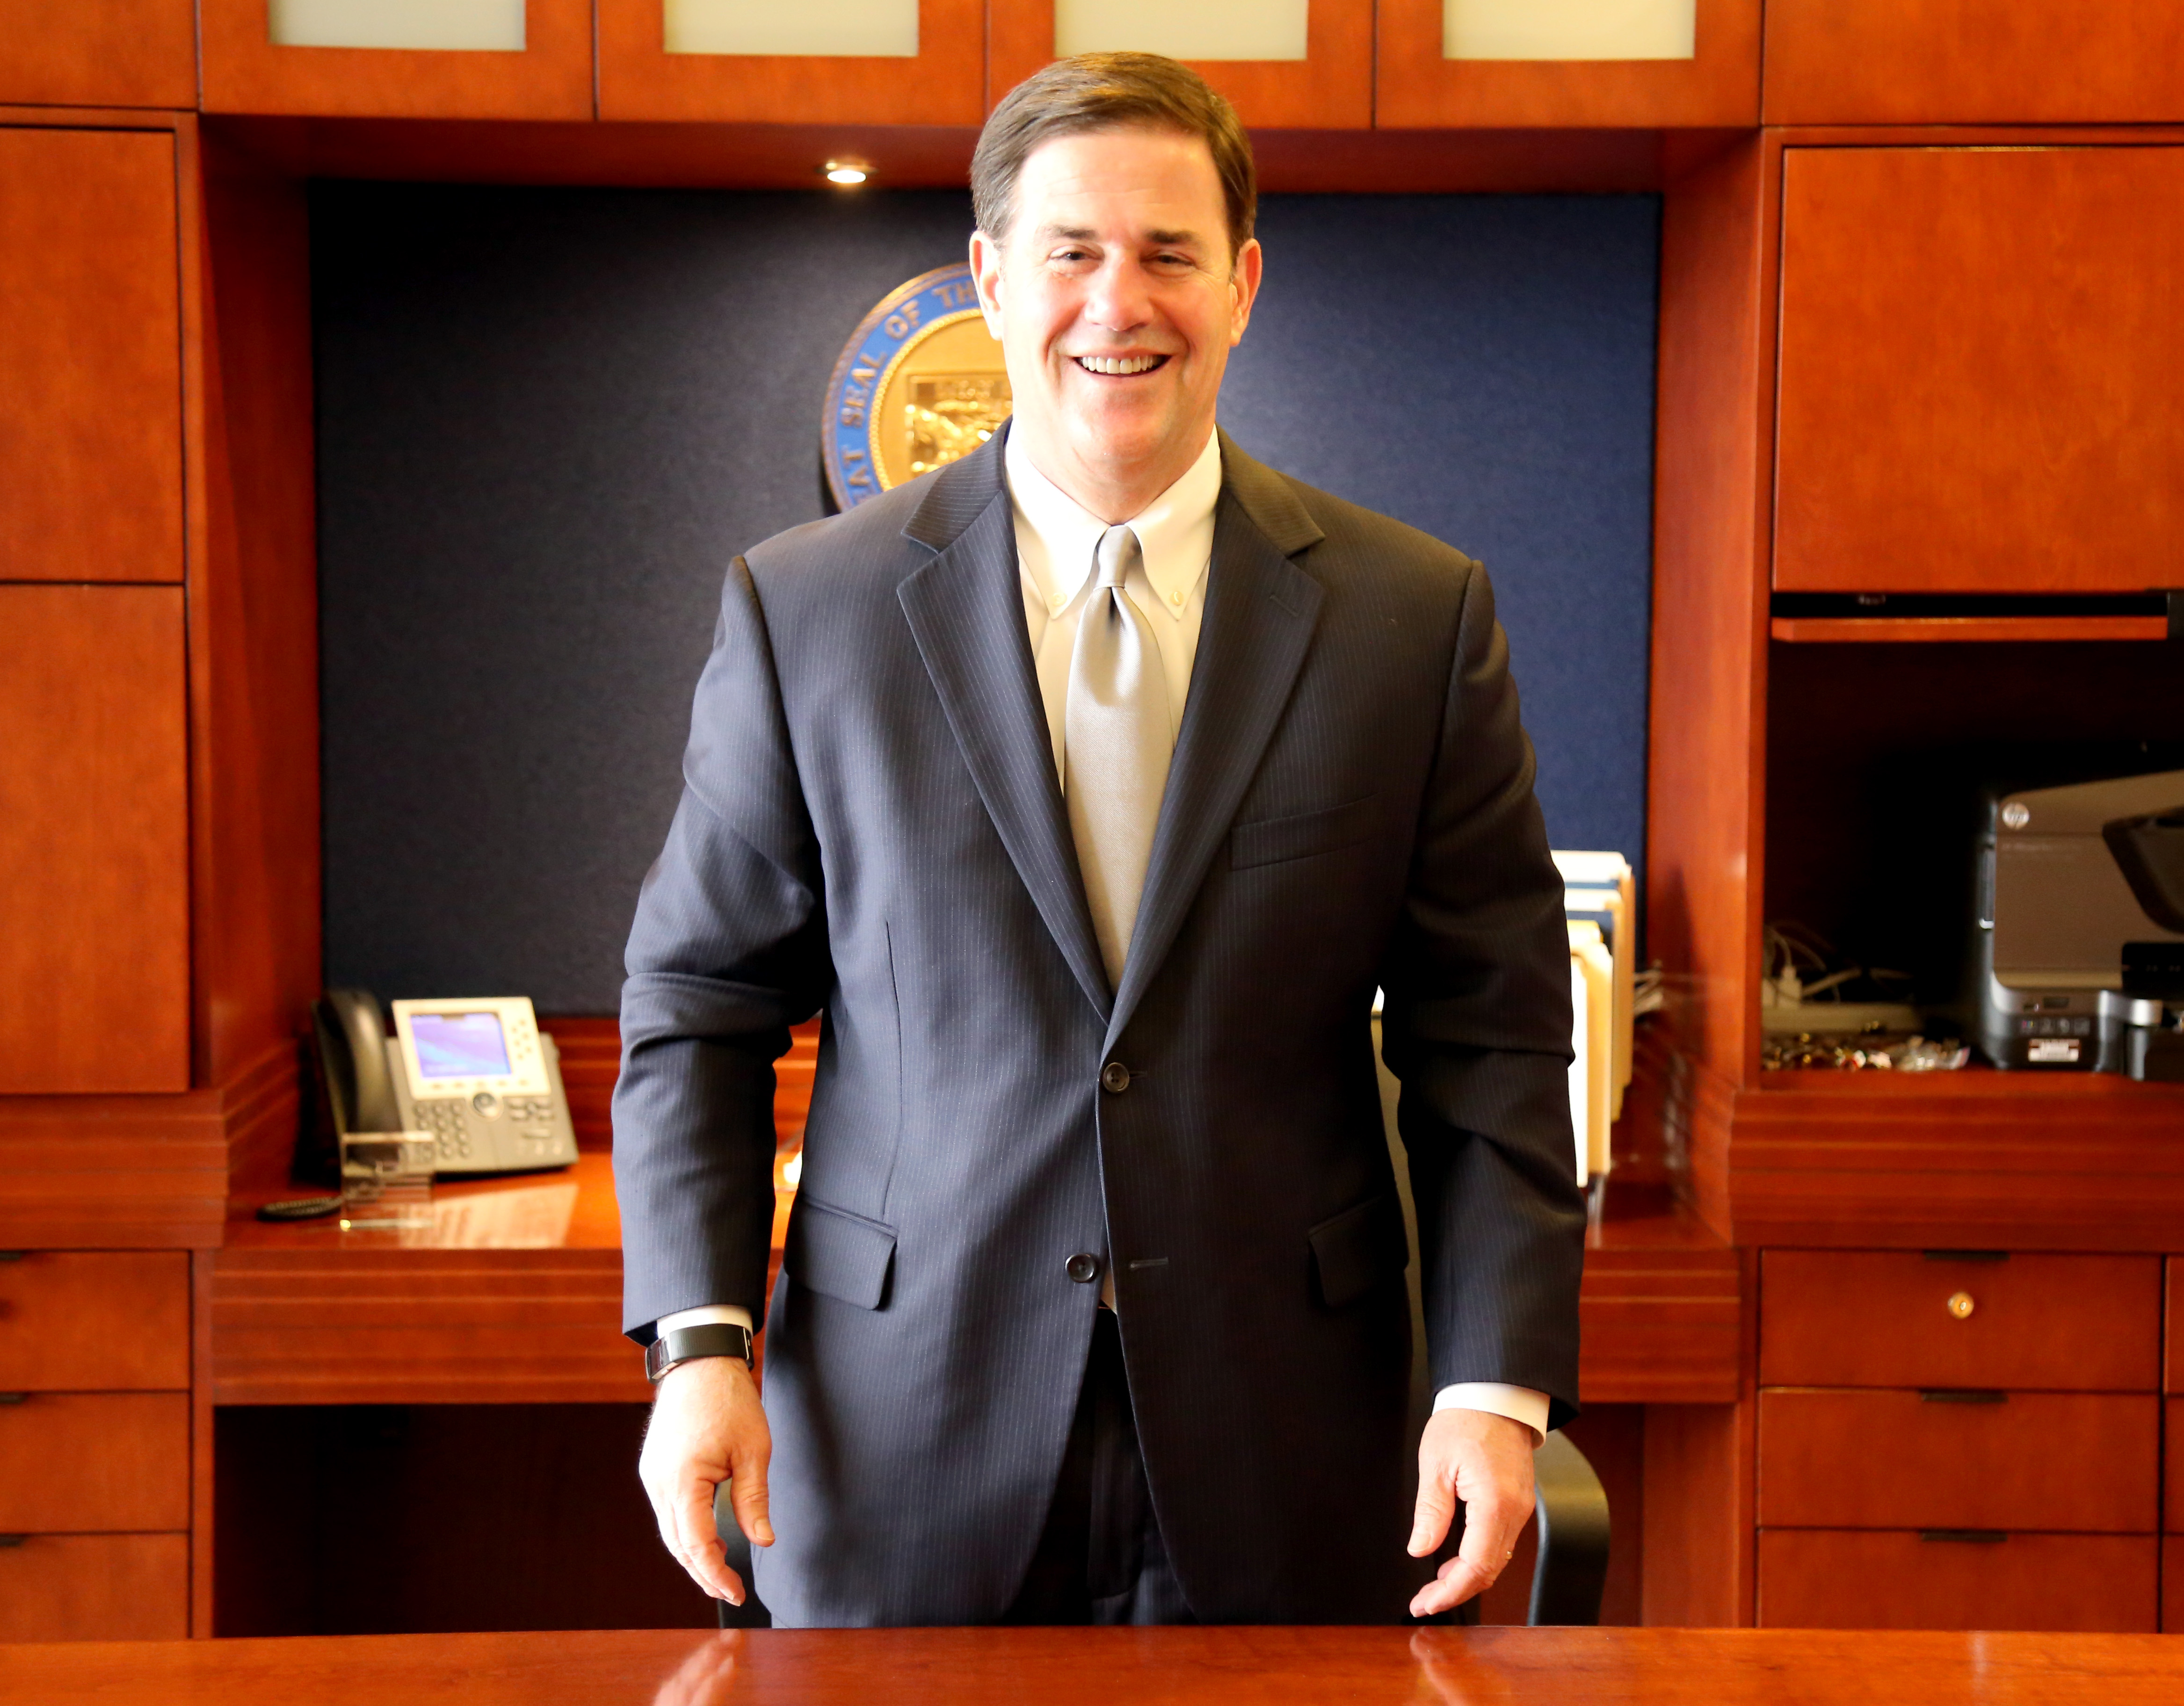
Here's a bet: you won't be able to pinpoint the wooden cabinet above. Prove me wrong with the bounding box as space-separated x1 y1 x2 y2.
0 1534 189 1642
0 588 191 1094
598 0 985 125
1759 1252 2162 1392
0 1253 191 1390
1757 1530 2159 1632
0 1 197 108
0 1393 191 1532
987 0 1370 129
199 0 594 119
1765 0 2184 126
0 127 183 585
1376 0 1758 129
1774 145 2184 594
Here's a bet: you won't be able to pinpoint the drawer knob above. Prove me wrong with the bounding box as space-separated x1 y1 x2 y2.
1945 1291 1976 1320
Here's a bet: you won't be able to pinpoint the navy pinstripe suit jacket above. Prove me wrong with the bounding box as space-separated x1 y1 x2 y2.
613 427 1583 1626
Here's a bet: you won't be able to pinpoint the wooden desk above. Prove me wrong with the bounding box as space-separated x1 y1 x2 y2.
6 1626 2184 1703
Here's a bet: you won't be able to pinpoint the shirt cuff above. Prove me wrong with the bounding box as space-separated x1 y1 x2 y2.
1433 1382 1551 1446
655 1303 754 1337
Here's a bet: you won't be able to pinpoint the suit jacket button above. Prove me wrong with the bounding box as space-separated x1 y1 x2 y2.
1099 1061 1131 1093
1066 1252 1101 1284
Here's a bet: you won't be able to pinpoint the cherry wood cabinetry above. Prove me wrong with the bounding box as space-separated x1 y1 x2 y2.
0 1252 191 1389
0 1535 190 1643
1774 144 2184 595
0 586 191 1095
0 126 184 585
0 1 197 109
199 0 595 120
1765 0 2184 126
988 0 1370 129
599 0 986 126
0 1394 192 1532
1376 0 1759 129
1756 1530 2160 1633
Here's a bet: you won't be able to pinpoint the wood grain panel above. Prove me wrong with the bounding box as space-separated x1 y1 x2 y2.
1764 0 2184 126
0 1252 190 1390
1578 1242 1741 1403
597 0 984 126
1376 0 1759 128
1756 1388 2158 1533
199 0 593 120
2169 1261 2179 1394
987 0 1370 129
1768 616 2172 644
1641 1399 1756 1628
2168 1536 2183 1633
0 127 183 583
0 1393 190 1532
0 1 196 108
1759 1251 2163 1392
1775 145 2184 594
0 586 190 1093
0 1533 189 1643
1757 1529 2159 1633
2168 1398 2181 1534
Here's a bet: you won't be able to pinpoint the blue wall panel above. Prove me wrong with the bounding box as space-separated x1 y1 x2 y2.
315 185 1656 1011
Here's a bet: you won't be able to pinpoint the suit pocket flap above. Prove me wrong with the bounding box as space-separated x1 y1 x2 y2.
1231 795 1378 870
1307 1192 1408 1310
786 1197 897 1311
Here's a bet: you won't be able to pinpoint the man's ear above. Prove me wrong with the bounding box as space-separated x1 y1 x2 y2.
1228 237 1264 347
969 229 1006 337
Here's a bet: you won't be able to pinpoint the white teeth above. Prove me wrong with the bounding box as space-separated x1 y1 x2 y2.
1076 354 1163 376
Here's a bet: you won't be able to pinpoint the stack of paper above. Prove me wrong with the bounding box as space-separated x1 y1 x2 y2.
1554 850 1636 1186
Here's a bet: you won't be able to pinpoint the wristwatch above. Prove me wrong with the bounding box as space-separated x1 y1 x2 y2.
645 1322 755 1383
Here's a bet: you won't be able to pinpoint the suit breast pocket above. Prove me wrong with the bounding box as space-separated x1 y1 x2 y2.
1230 794 1379 871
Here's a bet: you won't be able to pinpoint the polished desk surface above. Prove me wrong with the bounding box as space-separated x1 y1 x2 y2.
6 1627 2184 1704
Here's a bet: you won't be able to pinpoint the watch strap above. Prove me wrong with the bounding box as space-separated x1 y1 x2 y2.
646 1322 755 1382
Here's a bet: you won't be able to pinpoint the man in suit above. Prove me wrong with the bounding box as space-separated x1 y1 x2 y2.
616 52 1583 1628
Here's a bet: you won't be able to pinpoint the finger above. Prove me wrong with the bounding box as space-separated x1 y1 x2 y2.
672 1471 745 1604
1410 1553 1495 1619
728 1432 775 1549
1408 1462 1458 1558
1453 1483 1528 1590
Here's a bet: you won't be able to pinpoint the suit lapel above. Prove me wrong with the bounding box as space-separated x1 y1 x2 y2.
897 439 1113 1020
1107 437 1327 1041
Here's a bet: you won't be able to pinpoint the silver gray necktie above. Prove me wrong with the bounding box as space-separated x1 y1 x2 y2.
1065 525 1175 987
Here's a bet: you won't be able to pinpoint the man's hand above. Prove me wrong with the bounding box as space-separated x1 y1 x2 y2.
1406 1407 1538 1619
640 1355 774 1604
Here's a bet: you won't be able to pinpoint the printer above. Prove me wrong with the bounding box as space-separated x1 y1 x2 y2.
1971 766 2184 1079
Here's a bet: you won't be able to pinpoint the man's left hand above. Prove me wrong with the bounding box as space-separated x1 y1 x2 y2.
1406 1408 1538 1618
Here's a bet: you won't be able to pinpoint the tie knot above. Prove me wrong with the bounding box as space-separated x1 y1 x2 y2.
1096 525 1138 591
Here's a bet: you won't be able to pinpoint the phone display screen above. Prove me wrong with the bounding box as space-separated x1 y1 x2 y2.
409 1012 511 1080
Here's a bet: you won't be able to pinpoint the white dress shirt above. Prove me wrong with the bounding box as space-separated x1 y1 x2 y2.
658 426 1549 1445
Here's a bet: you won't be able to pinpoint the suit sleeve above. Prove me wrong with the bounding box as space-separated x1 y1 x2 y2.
613 556 830 1341
1378 559 1586 1431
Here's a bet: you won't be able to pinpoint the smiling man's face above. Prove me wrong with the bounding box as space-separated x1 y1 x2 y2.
971 124 1262 521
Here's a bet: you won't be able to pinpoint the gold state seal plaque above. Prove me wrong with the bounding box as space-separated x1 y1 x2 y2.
822 262 1010 511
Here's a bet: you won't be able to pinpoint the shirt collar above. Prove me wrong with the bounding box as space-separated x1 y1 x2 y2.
1005 427 1223 622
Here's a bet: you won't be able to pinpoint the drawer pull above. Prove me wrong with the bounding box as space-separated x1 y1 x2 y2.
1919 1530 2007 1544
1922 1250 2008 1263
1919 1388 2007 1404
0 1535 23 1548
0 1250 25 1262
0 1393 26 1405
1945 1291 1976 1320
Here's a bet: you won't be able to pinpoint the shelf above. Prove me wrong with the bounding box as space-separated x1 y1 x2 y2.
1770 615 2170 643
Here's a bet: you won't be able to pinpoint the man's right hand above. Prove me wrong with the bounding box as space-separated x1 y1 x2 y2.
640 1355 774 1604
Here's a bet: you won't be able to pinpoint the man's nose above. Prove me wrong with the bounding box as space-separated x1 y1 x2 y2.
1083 258 1155 333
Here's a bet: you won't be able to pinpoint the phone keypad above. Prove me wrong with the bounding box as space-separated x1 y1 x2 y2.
413 1098 473 1164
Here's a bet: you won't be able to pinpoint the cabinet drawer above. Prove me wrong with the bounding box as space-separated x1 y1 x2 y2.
1757 1388 2157 1532
0 1533 188 1641
1758 1530 2158 1632
0 1251 190 1389
0 1392 189 1532
1761 1251 2161 1391
2169 1399 2182 1534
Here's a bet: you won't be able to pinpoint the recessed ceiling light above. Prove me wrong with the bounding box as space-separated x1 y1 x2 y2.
823 161 870 187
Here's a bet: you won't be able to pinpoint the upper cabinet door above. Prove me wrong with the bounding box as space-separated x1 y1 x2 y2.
199 0 593 119
0 586 191 1095
597 0 985 125
988 0 1372 128
1376 0 1758 127
1774 147 2184 595
0 128 183 585
0 1 197 108
1766 0 2184 125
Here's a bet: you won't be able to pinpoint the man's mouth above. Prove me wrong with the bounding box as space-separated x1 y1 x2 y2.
1073 354 1168 376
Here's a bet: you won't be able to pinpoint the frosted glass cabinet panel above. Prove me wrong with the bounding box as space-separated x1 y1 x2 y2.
268 0 527 51
1445 0 1695 60
1054 0 1308 61
663 0 918 57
